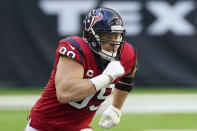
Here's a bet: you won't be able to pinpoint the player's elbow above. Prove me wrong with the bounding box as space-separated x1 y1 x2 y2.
55 81 71 104
56 93 70 104
56 94 64 104
56 87 72 104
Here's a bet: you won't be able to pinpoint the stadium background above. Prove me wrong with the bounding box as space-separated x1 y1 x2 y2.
0 0 197 131
1 0 197 87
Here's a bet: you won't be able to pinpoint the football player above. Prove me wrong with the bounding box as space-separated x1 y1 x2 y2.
25 7 137 131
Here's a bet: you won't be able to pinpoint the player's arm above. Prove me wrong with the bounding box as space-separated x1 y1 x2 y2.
99 65 138 129
55 55 124 104
115 64 138 93
113 64 138 109
55 56 96 104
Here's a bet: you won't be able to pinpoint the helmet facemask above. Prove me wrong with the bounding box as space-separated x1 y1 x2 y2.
95 29 125 61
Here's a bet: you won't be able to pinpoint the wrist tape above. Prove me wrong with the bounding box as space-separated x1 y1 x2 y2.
90 74 111 91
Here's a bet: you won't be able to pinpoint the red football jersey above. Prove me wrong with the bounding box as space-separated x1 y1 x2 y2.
29 36 137 131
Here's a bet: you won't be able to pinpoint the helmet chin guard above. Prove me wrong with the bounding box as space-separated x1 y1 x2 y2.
98 49 117 61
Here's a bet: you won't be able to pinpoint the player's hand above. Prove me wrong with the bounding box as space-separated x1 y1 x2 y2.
103 61 125 81
99 105 121 129
90 61 124 91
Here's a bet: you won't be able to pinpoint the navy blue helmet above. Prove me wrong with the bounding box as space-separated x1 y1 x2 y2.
83 7 126 61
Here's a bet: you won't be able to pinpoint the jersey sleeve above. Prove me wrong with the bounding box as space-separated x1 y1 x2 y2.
56 38 83 64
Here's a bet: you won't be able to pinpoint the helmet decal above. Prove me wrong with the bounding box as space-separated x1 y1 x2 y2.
88 13 103 30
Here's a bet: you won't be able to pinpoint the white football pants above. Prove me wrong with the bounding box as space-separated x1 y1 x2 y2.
24 120 38 131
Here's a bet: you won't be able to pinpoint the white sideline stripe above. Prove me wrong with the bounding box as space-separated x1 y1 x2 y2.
0 94 197 114
144 129 197 131
0 95 40 110
98 94 197 114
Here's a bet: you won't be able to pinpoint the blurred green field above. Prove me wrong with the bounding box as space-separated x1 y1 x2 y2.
0 110 197 131
0 87 197 131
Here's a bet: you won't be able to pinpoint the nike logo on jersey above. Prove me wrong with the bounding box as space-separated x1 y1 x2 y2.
68 43 75 50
